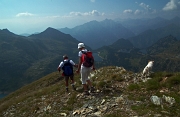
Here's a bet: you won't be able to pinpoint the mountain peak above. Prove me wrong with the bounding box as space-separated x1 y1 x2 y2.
84 20 99 25
44 27 60 33
29 27 65 38
0 29 15 35
1 28 9 32
103 18 114 22
101 18 116 24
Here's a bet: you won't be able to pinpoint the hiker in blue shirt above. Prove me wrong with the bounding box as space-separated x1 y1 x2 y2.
57 55 77 92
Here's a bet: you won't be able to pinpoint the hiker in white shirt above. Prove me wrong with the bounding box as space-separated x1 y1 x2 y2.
57 55 77 92
76 43 95 95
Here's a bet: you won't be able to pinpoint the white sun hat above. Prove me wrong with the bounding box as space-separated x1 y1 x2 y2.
78 43 85 49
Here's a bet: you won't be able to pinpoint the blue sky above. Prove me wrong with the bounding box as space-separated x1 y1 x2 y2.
0 0 180 34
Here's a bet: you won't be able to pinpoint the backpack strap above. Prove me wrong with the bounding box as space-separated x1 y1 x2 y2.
81 50 86 54
62 60 73 76
62 60 72 68
81 51 86 62
63 59 70 63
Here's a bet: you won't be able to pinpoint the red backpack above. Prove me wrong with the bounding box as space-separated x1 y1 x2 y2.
81 50 94 67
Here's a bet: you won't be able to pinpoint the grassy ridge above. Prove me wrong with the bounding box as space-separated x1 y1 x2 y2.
0 66 180 116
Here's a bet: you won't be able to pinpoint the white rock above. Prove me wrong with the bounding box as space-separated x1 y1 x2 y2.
162 95 175 105
150 96 161 105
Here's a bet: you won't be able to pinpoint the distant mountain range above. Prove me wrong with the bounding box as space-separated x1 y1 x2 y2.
60 16 180 49
95 35 180 72
128 23 180 49
1 16 180 94
59 19 135 49
117 16 180 35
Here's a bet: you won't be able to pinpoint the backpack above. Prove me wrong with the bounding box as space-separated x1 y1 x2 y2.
81 50 94 67
62 60 73 76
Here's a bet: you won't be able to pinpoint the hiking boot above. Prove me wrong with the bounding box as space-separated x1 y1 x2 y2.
72 85 76 90
66 88 68 92
83 91 90 96
90 87 95 93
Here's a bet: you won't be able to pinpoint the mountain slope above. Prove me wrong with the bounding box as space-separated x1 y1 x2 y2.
147 35 180 55
0 29 46 92
95 35 180 72
0 66 180 116
59 19 135 49
1 21 180 96
100 19 135 39
128 23 180 49
0 28 81 93
110 38 134 50
118 17 180 35
59 16 180 49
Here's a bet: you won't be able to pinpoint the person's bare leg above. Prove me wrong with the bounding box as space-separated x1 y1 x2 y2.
70 75 76 90
65 80 68 87
87 80 95 92
86 80 92 87
65 77 69 92
83 84 88 91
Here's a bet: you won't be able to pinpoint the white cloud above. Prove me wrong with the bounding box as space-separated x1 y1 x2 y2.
139 2 157 14
139 3 152 11
69 10 103 16
163 0 180 11
134 9 142 15
123 2 158 17
70 12 82 16
123 9 133 14
16 12 35 17
91 10 101 16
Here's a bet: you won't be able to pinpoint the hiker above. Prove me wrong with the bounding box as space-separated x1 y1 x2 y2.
57 55 77 92
76 43 95 95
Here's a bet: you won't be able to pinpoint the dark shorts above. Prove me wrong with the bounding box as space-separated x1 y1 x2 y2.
64 75 74 81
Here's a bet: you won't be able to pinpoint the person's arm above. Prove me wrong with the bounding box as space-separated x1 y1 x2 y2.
57 66 61 72
70 60 78 68
74 64 78 68
57 62 63 72
92 63 95 70
76 57 82 73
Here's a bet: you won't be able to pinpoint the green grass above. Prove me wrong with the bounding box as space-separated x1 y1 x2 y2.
126 72 180 116
146 78 161 90
104 113 123 117
1 67 180 117
131 104 150 116
128 83 140 91
96 81 106 88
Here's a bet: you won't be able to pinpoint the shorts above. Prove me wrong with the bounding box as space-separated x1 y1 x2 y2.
64 75 74 81
80 65 91 84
